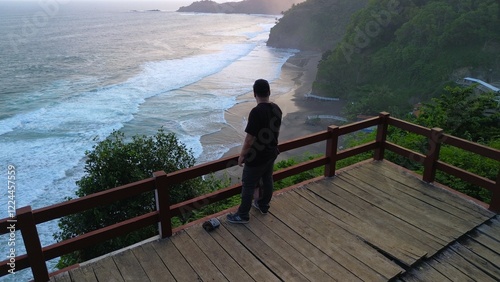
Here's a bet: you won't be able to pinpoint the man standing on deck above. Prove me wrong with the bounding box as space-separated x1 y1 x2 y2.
227 79 282 224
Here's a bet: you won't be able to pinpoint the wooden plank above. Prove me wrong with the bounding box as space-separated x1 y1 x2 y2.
185 222 254 282
461 236 500 269
450 242 500 278
489 216 500 229
468 230 500 255
303 180 434 264
271 192 396 281
400 261 454 282
207 222 280 282
286 189 412 274
68 265 97 282
112 249 149 281
371 161 489 216
171 230 228 281
312 177 446 252
254 207 363 281
478 217 500 241
340 169 469 235
426 257 474 281
51 271 72 282
92 256 124 282
223 219 309 281
371 161 494 219
132 243 175 281
344 170 482 252
301 182 427 261
150 237 200 281
435 246 498 282
336 172 463 244
244 210 334 281
354 164 486 226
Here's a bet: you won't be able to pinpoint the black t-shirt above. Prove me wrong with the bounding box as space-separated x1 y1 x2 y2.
244 102 282 166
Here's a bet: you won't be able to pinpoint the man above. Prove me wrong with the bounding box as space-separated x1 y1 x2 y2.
227 79 282 224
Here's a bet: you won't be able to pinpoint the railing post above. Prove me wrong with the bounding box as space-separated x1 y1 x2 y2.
154 171 172 238
374 112 390 161
16 206 49 282
423 128 444 183
324 126 339 177
489 171 500 213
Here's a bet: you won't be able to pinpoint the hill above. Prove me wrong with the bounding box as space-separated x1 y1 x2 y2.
268 0 500 117
177 0 304 15
267 0 368 51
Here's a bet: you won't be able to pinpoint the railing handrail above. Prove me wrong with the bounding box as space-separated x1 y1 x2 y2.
1 112 499 281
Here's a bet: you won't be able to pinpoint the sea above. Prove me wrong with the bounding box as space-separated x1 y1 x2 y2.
0 1 296 280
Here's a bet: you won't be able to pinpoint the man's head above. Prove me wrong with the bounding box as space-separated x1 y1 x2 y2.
253 79 270 98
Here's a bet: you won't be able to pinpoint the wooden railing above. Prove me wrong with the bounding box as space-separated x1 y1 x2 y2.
1 112 499 281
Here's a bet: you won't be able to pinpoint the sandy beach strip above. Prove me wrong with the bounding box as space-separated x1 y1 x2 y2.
199 51 347 177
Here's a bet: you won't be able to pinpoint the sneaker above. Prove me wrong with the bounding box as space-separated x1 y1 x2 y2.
252 200 268 215
227 213 249 224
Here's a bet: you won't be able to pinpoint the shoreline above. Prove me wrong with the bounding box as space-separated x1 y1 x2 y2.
199 51 346 177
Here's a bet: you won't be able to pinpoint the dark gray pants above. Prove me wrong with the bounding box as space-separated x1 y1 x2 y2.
236 157 275 219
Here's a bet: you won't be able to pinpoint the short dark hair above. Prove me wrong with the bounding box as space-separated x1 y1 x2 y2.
253 79 270 97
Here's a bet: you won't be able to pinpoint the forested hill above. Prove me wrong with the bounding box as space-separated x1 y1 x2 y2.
267 0 369 51
177 0 304 14
269 0 500 117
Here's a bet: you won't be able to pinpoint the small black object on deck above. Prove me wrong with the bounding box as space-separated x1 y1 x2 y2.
202 218 220 232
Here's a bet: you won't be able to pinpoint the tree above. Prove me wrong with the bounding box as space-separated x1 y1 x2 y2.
416 86 500 142
54 129 209 268
344 85 408 119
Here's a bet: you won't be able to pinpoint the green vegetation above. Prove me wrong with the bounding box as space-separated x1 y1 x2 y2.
406 86 499 202
313 0 500 117
274 154 325 189
267 0 368 51
269 0 500 118
415 86 500 141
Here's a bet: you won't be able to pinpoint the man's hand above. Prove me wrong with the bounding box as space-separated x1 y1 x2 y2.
238 133 255 167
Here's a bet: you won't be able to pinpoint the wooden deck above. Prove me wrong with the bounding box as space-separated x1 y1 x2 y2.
50 161 499 281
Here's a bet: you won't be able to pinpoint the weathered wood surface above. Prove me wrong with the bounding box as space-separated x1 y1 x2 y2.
397 217 500 281
51 161 498 281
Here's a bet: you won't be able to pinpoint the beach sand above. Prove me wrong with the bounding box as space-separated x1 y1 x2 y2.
199 51 346 180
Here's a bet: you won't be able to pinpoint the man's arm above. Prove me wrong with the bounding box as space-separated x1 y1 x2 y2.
238 133 256 166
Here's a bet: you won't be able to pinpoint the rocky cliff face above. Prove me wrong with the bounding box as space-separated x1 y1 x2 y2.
177 0 304 15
